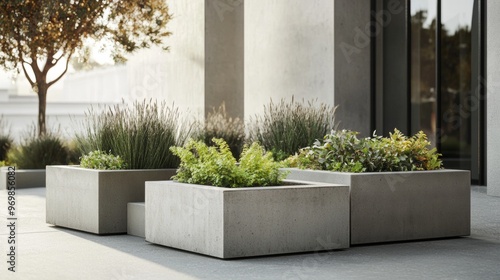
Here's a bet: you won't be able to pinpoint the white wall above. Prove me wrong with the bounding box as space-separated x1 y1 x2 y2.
55 66 128 103
0 99 113 141
244 0 335 119
126 0 206 119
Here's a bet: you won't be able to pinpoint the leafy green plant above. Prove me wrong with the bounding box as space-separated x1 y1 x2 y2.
170 138 286 188
80 150 126 170
7 127 70 169
287 129 443 172
194 103 245 158
76 100 193 169
249 97 337 161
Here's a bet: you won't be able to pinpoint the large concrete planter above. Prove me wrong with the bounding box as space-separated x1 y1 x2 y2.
46 166 176 234
0 168 46 190
283 168 471 245
145 180 350 259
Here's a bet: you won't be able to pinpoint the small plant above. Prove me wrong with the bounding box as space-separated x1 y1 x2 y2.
7 126 70 169
194 103 245 158
80 150 126 170
0 117 12 161
249 97 337 161
0 135 12 162
76 99 193 169
287 129 443 172
170 138 286 188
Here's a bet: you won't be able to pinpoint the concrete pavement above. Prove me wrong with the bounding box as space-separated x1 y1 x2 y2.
0 186 499 280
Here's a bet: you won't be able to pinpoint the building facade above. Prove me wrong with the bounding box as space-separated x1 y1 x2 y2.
0 0 497 195
170 0 496 194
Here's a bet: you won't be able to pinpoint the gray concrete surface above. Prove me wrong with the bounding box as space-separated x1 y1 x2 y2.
145 180 349 259
244 0 335 119
0 186 499 279
127 202 146 238
285 169 471 244
487 0 500 197
0 169 46 190
46 166 176 234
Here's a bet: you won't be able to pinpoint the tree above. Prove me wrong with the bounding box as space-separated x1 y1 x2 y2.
0 0 172 136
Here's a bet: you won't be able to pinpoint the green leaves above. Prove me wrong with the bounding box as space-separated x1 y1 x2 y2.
7 128 70 169
287 129 443 173
171 139 286 188
76 100 193 170
80 150 125 170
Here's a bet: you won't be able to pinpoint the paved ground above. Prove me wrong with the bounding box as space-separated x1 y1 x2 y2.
0 186 499 280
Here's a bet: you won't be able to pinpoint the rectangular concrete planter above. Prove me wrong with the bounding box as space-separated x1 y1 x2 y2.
283 168 471 245
0 168 46 190
46 165 176 234
145 180 350 259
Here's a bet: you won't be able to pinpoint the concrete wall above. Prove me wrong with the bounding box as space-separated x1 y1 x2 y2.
334 0 372 135
126 1 206 118
205 0 244 119
487 0 500 196
244 0 334 119
56 66 128 103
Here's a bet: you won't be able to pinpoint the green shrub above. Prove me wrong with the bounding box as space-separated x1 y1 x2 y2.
170 138 286 188
76 100 193 169
248 97 337 161
0 160 12 167
0 136 12 162
66 139 83 165
194 103 245 158
8 128 70 169
0 117 12 161
287 129 443 172
80 150 126 170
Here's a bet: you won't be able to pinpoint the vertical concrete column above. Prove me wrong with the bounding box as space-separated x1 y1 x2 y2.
244 0 334 119
487 0 500 196
334 0 373 136
205 0 244 119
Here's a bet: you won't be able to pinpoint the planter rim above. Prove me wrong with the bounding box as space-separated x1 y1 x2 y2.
47 165 177 173
1 168 46 172
148 179 345 191
281 167 470 175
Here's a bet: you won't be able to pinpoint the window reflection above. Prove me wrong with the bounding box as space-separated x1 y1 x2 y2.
410 0 476 171
440 0 474 170
411 0 437 147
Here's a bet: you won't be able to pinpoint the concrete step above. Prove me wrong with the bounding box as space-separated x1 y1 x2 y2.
127 202 145 238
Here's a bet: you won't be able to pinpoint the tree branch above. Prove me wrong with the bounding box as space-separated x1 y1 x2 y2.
47 52 73 88
21 62 35 86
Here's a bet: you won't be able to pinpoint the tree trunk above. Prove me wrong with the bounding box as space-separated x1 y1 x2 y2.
37 84 48 137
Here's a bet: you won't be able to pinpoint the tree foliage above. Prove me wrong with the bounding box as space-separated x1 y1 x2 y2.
0 0 172 135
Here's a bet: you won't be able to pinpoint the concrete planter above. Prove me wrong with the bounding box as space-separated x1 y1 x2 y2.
0 168 46 190
283 168 471 245
46 166 176 234
145 180 350 259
